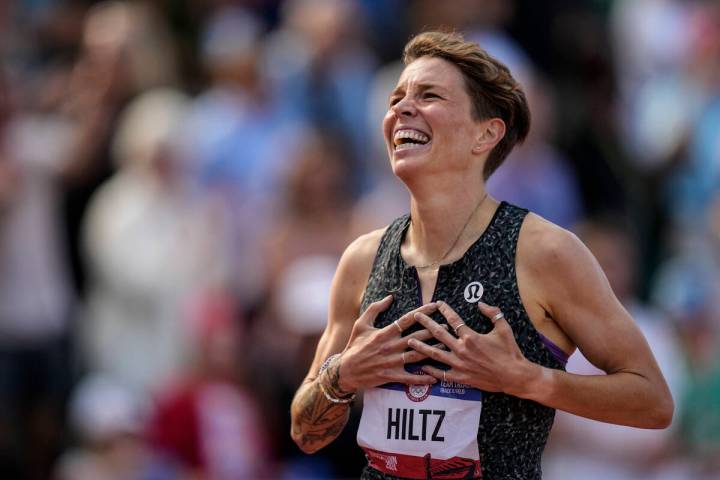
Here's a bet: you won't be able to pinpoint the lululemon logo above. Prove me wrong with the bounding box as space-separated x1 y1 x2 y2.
463 281 484 303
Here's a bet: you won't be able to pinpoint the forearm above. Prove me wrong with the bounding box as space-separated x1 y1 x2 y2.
516 365 673 429
290 358 354 453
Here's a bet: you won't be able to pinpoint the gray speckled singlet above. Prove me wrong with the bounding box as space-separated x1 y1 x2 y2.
358 202 566 480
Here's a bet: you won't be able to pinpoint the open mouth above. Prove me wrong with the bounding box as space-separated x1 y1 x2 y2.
393 128 431 151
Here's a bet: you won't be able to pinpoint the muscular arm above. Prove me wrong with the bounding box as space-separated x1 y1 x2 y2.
290 230 381 453
515 218 674 428
290 353 354 453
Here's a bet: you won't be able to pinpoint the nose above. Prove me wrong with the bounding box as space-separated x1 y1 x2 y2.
391 95 416 117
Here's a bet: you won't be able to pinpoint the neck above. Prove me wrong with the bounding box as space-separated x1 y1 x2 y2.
404 173 494 268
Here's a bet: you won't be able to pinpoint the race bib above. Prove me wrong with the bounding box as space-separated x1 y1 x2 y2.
357 366 482 479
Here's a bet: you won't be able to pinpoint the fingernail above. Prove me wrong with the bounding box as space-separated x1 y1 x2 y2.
407 339 416 347
478 301 487 308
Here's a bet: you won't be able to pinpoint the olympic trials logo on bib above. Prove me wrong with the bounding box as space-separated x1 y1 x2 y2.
405 371 431 402
406 383 431 402
463 281 484 303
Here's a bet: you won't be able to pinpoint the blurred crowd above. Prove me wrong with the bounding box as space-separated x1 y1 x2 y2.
0 0 719 479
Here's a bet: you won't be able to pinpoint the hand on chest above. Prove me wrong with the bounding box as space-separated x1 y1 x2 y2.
378 267 497 337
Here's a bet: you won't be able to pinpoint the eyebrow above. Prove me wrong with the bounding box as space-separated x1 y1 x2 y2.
389 82 446 97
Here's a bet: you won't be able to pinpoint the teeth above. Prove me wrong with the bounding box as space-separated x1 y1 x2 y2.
393 129 430 146
395 142 427 151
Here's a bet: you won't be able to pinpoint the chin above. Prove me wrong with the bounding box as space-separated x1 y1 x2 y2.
390 151 432 182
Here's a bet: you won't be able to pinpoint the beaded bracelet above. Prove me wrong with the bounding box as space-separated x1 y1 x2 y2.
318 353 340 375
318 380 356 404
318 353 356 404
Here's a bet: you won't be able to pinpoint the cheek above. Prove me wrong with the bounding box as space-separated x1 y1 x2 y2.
436 118 474 150
449 114 480 147
382 111 395 139
426 105 467 137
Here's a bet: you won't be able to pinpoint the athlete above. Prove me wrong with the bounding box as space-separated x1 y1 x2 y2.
290 31 673 479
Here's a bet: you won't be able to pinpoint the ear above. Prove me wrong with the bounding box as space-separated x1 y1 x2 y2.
472 118 506 155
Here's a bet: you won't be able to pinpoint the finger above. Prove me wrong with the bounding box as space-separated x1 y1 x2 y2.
402 343 448 364
358 294 393 328
379 302 439 338
420 365 456 384
412 312 460 348
436 300 472 337
392 373 437 385
477 301 500 320
478 301 510 329
407 336 457 365
403 324 449 343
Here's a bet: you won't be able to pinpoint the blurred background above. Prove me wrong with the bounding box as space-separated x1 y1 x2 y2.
0 0 719 479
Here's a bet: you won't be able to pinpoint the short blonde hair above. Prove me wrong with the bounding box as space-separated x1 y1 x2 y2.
403 31 530 179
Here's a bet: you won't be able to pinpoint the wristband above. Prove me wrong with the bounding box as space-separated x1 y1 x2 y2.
318 380 356 404
317 353 356 404
318 353 340 375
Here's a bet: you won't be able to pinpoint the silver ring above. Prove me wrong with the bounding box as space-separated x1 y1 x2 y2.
401 351 406 364
454 322 467 335
492 312 505 323
393 320 402 333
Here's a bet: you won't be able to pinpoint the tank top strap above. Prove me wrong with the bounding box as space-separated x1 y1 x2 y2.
360 214 410 313
381 214 411 258
468 201 528 261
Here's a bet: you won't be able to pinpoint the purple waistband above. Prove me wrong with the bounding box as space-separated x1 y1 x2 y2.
537 332 569 365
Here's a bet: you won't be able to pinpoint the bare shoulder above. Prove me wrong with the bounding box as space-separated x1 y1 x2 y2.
342 227 386 269
518 212 621 335
518 212 596 280
515 213 602 352
337 227 386 283
330 226 387 318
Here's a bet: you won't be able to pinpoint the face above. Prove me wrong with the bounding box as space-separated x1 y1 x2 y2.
383 56 488 179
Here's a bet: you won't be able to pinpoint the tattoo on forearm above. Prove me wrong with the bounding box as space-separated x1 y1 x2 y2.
291 357 352 450
326 355 351 397
295 416 347 444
